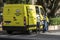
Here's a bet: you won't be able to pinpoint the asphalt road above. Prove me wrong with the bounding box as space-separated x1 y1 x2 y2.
0 31 60 40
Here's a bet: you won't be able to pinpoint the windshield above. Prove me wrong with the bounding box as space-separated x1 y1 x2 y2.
5 0 30 4
40 8 46 16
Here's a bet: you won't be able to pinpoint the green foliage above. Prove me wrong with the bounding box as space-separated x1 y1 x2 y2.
50 17 60 25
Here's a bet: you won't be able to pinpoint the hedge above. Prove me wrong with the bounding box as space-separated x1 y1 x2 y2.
50 17 60 25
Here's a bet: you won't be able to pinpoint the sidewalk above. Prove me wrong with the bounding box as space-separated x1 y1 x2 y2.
40 30 60 35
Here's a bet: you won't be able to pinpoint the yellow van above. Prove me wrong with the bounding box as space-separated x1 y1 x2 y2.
2 0 49 34
3 4 37 34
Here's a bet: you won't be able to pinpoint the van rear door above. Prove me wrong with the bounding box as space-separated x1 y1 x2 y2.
3 4 24 26
26 5 37 26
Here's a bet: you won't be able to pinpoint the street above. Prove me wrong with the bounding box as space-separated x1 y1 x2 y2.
0 31 60 40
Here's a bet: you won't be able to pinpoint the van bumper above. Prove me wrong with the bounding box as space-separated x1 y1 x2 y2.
2 26 27 31
2 25 36 31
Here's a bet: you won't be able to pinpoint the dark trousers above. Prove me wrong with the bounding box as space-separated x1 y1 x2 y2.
37 22 40 28
36 22 40 31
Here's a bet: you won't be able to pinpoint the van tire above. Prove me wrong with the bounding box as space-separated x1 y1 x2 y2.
27 30 33 34
7 31 13 34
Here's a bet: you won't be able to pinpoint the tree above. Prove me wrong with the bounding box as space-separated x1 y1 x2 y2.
36 0 60 18
0 0 3 12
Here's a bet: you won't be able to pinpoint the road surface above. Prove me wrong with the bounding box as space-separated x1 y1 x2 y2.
0 31 60 40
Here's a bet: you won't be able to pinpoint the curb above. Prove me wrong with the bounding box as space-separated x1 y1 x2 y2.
40 31 60 36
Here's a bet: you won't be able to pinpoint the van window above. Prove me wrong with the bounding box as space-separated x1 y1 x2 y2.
40 8 45 15
35 7 39 14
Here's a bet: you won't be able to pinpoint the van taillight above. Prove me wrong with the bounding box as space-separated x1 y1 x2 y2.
24 17 26 25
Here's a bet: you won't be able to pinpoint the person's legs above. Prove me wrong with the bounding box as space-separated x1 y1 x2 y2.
44 21 48 31
37 22 40 31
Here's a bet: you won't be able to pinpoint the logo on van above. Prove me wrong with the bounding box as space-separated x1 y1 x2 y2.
16 9 20 13
15 13 21 16
15 9 21 16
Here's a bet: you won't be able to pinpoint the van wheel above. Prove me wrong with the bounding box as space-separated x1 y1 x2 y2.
28 30 33 34
7 31 13 34
33 30 37 34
